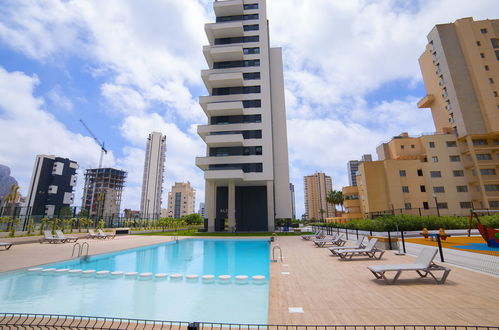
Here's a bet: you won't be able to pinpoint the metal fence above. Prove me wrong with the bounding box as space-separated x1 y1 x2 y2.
0 314 496 330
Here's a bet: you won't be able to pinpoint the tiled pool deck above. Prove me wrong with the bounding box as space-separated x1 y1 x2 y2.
1 235 498 325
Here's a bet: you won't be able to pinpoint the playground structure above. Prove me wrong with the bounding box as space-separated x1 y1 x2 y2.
468 210 499 248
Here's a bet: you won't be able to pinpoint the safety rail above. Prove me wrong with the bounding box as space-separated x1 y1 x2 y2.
0 314 497 330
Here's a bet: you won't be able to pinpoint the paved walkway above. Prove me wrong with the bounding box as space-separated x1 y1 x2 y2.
269 236 499 325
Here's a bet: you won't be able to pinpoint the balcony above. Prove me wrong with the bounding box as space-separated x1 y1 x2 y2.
213 0 243 17
205 134 244 147
204 169 245 181
203 45 244 67
205 21 244 45
197 122 262 139
195 155 262 170
417 94 435 108
343 199 360 209
202 70 243 89
201 101 244 117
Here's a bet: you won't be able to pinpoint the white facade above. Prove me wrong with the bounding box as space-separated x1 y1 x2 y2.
196 0 292 232
140 132 166 219
166 182 196 219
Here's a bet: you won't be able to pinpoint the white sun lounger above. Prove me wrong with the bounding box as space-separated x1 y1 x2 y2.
0 242 13 250
98 229 116 239
314 234 346 247
301 230 325 240
329 236 366 254
55 230 79 243
39 230 66 244
335 238 385 260
367 246 451 284
86 229 101 239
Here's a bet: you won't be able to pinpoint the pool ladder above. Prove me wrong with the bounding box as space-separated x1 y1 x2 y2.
271 245 283 263
72 242 89 258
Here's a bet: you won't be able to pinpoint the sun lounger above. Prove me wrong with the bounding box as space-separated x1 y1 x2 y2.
367 246 451 284
0 242 13 250
98 229 116 239
86 229 101 239
39 230 66 244
301 230 325 240
314 234 346 247
329 236 366 254
335 238 385 260
55 230 79 243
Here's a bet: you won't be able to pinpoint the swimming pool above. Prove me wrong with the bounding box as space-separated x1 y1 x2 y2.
0 239 270 323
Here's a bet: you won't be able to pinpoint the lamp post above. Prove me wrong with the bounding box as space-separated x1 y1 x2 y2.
433 194 440 217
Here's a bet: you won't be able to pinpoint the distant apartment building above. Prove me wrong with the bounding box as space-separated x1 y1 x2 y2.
0 164 18 208
347 154 373 186
290 183 296 220
418 17 499 210
166 182 196 219
357 131 473 216
198 202 206 218
304 172 334 220
195 0 293 232
82 168 127 218
140 132 166 219
25 155 78 218
341 185 362 220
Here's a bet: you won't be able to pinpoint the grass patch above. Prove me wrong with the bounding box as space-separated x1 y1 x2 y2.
137 230 307 237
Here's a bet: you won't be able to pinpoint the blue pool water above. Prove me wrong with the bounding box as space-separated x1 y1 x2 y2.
0 239 270 323
452 242 499 253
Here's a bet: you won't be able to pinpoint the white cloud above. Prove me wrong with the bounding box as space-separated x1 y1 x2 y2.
0 67 115 202
47 85 73 111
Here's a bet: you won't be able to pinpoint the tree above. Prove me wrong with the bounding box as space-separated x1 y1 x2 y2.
2 184 20 217
78 209 89 217
183 213 203 225
59 206 73 219
327 190 344 217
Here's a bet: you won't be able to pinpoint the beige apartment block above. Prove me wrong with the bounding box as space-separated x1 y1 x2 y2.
166 182 196 219
357 132 473 217
418 17 499 209
304 172 334 220
341 185 362 220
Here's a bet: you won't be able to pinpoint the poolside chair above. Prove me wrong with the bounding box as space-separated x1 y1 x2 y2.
334 238 385 260
55 230 79 243
301 230 325 240
367 246 451 284
98 229 116 239
39 230 66 244
86 229 101 239
329 236 366 254
0 242 13 250
314 234 346 247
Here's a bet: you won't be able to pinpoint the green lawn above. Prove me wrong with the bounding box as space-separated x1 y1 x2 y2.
137 229 309 237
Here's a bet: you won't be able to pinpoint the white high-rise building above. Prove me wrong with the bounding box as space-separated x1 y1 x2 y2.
196 0 292 232
140 132 166 219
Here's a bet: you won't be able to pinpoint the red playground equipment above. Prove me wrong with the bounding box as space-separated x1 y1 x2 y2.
468 210 499 248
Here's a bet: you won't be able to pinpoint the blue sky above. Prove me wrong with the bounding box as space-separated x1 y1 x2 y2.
0 0 497 218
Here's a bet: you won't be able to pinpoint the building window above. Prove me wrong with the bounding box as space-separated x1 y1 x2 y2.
214 35 259 45
490 78 495 84
411 144 415 148
446 141 457 147
449 155 461 162
490 201 499 208
481 28 488 34
430 171 442 178
473 139 488 145
456 185 468 192
476 41 481 46
212 85 261 95
400 145 405 149
459 202 472 209
213 60 260 69
243 24 259 31
433 186 445 193
437 202 448 209
494 91 498 97
399 170 406 177
216 13 259 23
485 184 499 191
404 203 412 210
402 186 409 193
243 47 260 54
423 202 429 209
429 141 435 148
492 38 499 48
242 100 261 108
417 169 423 176
211 114 261 125
420 185 426 192
243 72 261 80
243 3 259 10
485 65 490 71
480 168 496 175
476 153 492 160
432 156 439 163
496 50 499 60
480 53 485 58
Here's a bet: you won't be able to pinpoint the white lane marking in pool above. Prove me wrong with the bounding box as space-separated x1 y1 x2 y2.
170 273 183 279
82 270 96 274
124 272 138 276
235 275 248 280
218 275 231 280
111 271 124 276
155 273 168 278
41 268 56 272
186 274 198 279
252 275 265 280
96 271 110 275
139 272 152 277
55 269 70 273
288 307 304 313
281 272 290 275
202 275 215 280
68 269 82 274
28 268 43 272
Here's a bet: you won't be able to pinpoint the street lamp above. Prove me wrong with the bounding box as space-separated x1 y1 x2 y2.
432 194 440 217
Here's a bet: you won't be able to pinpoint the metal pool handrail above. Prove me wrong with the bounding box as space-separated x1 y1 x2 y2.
0 313 497 330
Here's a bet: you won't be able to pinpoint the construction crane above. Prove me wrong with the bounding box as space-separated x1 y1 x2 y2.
79 119 108 168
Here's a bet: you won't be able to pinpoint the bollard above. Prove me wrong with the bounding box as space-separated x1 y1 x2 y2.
387 231 392 250
400 231 406 254
188 322 200 330
436 234 445 262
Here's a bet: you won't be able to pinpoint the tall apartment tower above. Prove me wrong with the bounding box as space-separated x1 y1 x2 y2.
196 0 293 231
347 154 373 186
418 18 499 209
25 155 78 219
82 168 127 218
304 172 334 220
166 182 196 219
140 132 166 219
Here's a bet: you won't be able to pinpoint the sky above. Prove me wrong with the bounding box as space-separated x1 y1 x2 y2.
0 0 497 218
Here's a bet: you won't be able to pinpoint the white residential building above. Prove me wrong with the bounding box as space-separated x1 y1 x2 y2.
140 132 166 219
196 0 292 232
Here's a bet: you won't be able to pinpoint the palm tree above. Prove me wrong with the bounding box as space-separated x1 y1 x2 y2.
327 190 344 217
